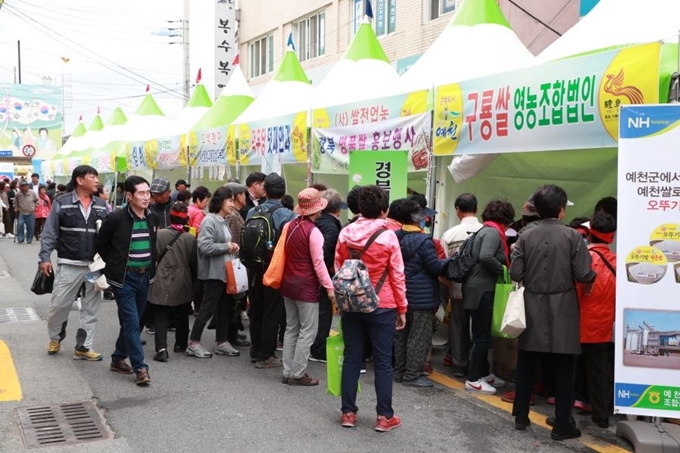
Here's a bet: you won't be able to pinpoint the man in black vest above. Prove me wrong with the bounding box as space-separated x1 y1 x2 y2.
39 165 109 361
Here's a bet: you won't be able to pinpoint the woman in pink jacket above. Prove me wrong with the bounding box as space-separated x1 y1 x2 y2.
334 185 407 433
34 185 51 240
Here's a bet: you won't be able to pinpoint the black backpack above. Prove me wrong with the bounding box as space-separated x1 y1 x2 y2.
443 228 482 283
240 205 282 270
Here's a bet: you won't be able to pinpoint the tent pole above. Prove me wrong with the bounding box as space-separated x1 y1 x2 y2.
306 124 312 187
426 93 437 225
186 142 192 188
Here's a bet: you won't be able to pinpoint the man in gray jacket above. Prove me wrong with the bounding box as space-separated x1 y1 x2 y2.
39 165 109 360
14 180 39 244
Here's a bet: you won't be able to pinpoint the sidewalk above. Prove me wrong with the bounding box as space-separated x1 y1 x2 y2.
0 243 133 453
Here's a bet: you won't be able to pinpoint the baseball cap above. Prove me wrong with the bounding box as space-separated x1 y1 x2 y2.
264 173 285 192
150 177 170 194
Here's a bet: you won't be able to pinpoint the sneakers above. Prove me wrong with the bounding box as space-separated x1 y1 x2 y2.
146 327 155 335
482 373 506 388
501 390 536 406
402 376 434 388
309 355 327 363
465 379 497 394
186 343 213 358
515 417 531 431
47 340 61 355
287 374 319 386
215 342 240 357
375 415 402 432
231 338 251 347
255 356 282 369
73 349 103 361
551 426 582 441
153 349 169 362
173 344 187 353
276 342 284 351
110 360 134 374
135 368 151 386
341 412 357 428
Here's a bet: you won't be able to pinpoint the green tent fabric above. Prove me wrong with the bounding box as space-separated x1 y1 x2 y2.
343 21 390 63
107 107 128 126
186 84 213 109
272 49 311 84
69 122 87 138
134 94 164 116
192 66 254 131
450 0 511 28
87 115 104 132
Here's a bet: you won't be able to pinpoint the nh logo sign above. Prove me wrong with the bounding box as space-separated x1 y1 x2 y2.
618 390 630 398
628 117 650 128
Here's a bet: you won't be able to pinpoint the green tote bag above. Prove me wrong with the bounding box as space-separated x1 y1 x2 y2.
492 266 513 338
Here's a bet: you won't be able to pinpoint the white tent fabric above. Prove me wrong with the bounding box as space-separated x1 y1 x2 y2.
539 0 680 62
401 24 536 91
220 65 254 98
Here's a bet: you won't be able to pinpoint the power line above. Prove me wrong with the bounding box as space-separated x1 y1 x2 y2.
3 3 187 101
507 0 562 37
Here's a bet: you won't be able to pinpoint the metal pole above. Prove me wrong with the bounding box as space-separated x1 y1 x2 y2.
182 0 190 106
17 40 22 84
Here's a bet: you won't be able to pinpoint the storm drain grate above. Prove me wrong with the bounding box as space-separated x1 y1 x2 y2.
16 401 113 448
0 308 40 324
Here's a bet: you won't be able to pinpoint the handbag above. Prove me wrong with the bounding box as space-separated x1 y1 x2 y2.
31 267 54 295
263 222 291 289
326 320 360 397
226 259 249 295
491 266 513 338
500 283 526 337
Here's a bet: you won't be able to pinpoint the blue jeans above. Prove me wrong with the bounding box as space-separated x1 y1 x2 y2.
341 309 397 418
17 213 34 243
467 291 494 382
111 270 150 372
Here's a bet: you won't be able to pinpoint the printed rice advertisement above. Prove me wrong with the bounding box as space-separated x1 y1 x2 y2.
615 104 680 417
434 42 661 156
312 113 431 174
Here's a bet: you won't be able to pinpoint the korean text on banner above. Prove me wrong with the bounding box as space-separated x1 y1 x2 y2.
348 150 407 202
214 0 237 98
615 104 680 418
312 113 431 175
190 127 227 167
90 149 117 174
237 112 308 168
144 136 182 169
434 42 661 156
126 141 147 170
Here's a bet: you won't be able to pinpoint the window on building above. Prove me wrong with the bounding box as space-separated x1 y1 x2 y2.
373 0 396 36
249 34 274 78
295 11 325 62
429 0 457 21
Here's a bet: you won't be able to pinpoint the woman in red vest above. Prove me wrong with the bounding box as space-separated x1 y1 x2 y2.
279 188 335 386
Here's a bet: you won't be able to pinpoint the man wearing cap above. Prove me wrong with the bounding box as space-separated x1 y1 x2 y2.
440 193 482 377
149 177 172 228
171 179 190 203
40 165 109 360
246 173 296 368
279 188 334 385
240 171 266 220
309 189 346 363
14 180 39 244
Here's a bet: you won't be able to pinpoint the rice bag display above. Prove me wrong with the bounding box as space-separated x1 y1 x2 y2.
649 224 680 262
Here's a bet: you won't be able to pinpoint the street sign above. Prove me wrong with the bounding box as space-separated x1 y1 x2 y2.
0 150 12 157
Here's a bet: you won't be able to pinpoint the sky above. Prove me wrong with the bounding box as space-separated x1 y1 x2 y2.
0 0 216 134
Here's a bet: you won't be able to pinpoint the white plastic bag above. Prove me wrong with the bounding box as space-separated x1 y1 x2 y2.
501 284 526 337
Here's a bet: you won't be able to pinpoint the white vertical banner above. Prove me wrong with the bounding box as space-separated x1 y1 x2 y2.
214 0 237 98
615 104 680 418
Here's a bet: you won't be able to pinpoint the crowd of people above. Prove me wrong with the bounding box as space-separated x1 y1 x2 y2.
31 165 618 438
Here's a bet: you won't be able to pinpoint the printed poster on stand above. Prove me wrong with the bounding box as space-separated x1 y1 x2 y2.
348 150 407 203
615 104 680 418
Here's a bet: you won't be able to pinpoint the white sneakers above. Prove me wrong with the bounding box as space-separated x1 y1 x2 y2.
465 379 497 394
483 373 506 388
465 373 506 395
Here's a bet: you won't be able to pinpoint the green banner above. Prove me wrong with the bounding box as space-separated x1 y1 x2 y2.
348 150 407 202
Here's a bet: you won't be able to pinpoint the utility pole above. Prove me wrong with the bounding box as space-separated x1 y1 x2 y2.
183 0 190 106
17 40 22 84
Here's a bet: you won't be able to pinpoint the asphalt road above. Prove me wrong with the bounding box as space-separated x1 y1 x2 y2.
0 239 615 453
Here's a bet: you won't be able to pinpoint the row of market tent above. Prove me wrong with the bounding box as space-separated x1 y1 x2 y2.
43 0 680 232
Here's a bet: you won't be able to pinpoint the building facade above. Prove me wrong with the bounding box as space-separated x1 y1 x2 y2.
238 0 585 91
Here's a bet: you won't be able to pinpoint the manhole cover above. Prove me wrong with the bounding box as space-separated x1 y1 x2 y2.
0 308 40 324
16 401 113 448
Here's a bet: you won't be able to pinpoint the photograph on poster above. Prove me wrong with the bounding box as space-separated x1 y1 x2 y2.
622 309 680 370
625 246 667 284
